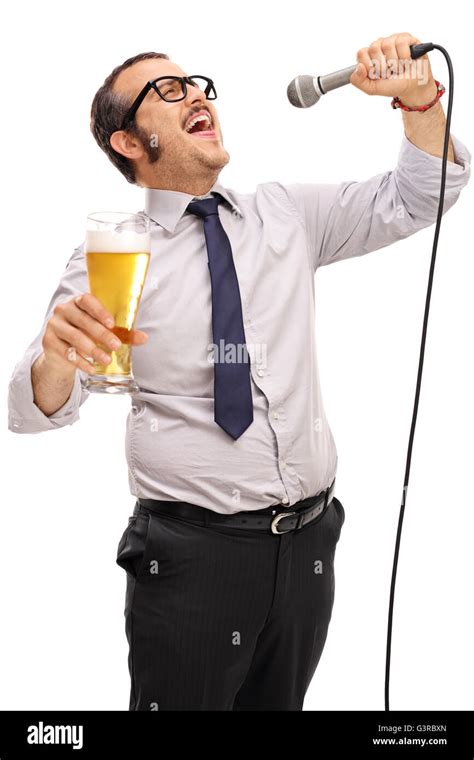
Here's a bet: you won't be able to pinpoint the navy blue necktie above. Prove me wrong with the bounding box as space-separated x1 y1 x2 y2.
186 194 253 439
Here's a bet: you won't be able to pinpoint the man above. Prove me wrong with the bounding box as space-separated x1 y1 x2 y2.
8 33 470 711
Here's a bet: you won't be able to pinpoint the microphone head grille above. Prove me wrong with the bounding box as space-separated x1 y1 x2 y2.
287 76 320 108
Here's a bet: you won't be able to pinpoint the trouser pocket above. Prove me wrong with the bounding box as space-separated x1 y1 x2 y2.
116 508 153 578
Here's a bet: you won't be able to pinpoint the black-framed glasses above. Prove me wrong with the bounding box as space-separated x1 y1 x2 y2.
120 75 217 131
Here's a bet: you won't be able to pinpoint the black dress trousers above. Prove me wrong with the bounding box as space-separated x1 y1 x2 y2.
116 495 345 711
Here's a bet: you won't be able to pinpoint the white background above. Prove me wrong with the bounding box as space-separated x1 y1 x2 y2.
2 0 472 711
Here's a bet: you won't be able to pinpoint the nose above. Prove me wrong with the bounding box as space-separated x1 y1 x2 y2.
183 79 208 107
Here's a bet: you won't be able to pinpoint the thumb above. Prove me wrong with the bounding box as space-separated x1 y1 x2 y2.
350 62 367 86
130 329 149 345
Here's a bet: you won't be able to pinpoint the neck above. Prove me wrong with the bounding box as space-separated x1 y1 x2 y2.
140 168 220 196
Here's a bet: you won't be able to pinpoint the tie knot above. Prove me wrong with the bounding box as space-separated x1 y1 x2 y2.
186 193 224 219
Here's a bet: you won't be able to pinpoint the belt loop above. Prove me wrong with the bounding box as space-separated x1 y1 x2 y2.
203 509 210 527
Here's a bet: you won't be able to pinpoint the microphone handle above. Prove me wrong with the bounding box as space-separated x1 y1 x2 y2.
318 42 434 95
318 65 357 95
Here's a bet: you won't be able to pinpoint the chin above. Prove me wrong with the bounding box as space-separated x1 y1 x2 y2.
212 151 230 171
198 144 230 170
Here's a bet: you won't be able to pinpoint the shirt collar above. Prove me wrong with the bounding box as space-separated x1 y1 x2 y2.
144 180 243 233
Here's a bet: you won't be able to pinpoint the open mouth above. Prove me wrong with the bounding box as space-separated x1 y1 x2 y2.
184 112 217 138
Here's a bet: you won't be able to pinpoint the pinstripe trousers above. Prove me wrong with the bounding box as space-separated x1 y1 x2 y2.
116 494 345 711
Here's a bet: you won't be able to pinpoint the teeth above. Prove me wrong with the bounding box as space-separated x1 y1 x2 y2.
185 113 212 132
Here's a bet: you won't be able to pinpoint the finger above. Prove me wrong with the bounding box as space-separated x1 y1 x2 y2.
367 37 387 79
381 37 401 80
66 303 122 352
395 32 421 76
44 333 97 374
49 316 114 366
73 293 115 329
395 31 421 63
398 32 432 88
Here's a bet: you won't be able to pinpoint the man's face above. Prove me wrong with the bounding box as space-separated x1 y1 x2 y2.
113 58 230 184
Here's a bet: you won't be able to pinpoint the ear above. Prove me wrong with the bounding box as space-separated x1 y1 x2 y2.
110 130 145 160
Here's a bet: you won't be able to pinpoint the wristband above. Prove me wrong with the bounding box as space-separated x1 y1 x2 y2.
391 80 445 112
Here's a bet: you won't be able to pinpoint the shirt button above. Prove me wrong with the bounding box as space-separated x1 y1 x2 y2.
273 412 279 420
281 462 287 470
281 496 289 505
257 369 265 377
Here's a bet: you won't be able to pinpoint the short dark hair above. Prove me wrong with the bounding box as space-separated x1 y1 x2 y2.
90 52 169 184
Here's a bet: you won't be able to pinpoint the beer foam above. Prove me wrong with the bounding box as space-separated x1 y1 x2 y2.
85 229 150 253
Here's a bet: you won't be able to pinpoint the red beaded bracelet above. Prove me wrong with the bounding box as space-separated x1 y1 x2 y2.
391 80 446 112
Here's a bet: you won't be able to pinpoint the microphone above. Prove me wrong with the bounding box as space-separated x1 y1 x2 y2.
287 42 435 108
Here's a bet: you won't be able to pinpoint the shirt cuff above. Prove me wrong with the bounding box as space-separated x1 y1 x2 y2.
8 348 88 433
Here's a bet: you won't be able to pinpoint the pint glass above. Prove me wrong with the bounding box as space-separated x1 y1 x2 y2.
84 212 150 394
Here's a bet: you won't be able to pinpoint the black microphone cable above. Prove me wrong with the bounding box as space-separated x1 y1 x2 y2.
385 43 454 711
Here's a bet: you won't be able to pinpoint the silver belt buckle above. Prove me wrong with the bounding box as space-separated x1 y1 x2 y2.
271 511 296 535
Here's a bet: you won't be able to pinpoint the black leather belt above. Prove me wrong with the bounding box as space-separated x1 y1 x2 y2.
138 478 336 535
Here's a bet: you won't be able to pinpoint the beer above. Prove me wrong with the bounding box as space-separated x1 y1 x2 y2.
84 215 151 393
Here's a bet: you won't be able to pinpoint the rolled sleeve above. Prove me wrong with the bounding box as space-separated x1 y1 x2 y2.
282 132 471 270
7 243 90 434
394 133 471 219
8 348 89 434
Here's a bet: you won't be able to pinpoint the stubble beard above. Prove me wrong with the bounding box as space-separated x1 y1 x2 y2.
179 129 230 173
140 128 230 186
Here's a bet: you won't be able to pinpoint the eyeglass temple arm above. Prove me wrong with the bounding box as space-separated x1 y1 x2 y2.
184 76 217 99
121 81 153 130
